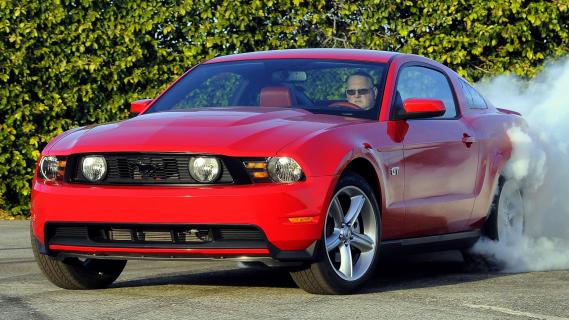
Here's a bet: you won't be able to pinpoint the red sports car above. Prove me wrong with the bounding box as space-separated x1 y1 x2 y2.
31 49 526 294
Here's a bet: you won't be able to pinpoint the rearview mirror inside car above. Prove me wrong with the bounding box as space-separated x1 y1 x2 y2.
271 71 307 82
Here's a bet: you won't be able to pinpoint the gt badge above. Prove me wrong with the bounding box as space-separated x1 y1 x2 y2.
390 167 400 176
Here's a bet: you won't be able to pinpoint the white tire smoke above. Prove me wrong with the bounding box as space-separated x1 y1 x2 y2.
471 57 569 272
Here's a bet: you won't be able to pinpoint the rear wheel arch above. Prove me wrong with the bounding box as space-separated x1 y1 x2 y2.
485 149 512 221
482 175 506 239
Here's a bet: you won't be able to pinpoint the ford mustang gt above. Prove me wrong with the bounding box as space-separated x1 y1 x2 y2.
31 49 526 294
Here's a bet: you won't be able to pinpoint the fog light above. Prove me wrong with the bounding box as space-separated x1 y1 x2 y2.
81 156 107 182
189 157 221 183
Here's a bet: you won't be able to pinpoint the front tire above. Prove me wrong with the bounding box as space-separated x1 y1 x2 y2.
31 225 127 290
290 172 381 294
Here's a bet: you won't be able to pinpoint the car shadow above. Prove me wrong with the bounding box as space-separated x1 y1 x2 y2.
361 250 503 293
113 250 506 293
114 265 298 289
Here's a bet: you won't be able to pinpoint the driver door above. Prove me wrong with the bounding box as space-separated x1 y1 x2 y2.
395 65 480 236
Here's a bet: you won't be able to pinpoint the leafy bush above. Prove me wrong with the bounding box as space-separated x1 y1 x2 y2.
0 0 567 216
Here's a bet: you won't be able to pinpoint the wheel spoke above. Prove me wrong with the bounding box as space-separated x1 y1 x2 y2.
330 197 344 227
339 244 353 278
344 195 365 226
351 233 375 253
326 228 342 252
324 185 378 281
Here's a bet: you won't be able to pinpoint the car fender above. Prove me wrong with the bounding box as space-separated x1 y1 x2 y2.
277 124 387 213
277 124 383 177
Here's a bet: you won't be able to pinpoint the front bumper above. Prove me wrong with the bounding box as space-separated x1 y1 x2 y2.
31 176 336 261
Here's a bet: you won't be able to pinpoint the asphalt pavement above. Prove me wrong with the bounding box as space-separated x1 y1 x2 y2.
1 220 568 320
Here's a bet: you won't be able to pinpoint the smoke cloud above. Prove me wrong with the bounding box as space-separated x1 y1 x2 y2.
470 57 569 272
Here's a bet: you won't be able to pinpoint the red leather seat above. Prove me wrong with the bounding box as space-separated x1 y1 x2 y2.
259 87 294 107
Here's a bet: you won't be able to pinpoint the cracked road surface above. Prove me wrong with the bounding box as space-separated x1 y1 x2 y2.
1 221 568 319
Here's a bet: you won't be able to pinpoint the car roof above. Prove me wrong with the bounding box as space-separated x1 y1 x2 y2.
205 49 399 64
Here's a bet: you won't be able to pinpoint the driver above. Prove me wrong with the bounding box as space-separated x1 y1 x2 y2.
346 71 378 110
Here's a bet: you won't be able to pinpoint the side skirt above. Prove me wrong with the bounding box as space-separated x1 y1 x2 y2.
380 230 481 257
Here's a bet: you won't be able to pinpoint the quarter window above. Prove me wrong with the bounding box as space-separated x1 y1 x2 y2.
460 79 487 109
394 66 457 119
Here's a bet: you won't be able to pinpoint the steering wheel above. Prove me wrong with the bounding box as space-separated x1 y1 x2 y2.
328 101 362 110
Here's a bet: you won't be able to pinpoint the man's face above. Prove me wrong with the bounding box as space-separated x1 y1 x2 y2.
346 75 376 109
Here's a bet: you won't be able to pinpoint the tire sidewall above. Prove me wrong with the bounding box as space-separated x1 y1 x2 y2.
315 172 381 293
484 176 525 242
31 223 126 289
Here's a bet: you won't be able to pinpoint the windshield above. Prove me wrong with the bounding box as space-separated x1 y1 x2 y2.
146 59 387 120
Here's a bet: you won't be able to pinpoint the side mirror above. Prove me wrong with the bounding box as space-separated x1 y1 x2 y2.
130 99 154 117
401 98 446 119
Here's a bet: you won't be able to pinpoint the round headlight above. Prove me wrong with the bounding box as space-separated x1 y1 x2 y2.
81 156 107 182
268 157 303 183
39 156 59 181
189 157 221 183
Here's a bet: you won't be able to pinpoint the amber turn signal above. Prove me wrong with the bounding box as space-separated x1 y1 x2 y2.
252 172 269 179
288 217 314 223
245 162 268 169
243 159 271 182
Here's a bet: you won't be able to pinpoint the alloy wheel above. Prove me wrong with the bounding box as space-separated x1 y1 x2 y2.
324 186 378 281
497 180 525 243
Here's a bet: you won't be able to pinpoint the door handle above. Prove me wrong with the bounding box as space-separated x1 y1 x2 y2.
462 133 476 147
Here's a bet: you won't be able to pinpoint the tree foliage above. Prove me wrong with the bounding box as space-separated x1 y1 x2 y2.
0 0 567 216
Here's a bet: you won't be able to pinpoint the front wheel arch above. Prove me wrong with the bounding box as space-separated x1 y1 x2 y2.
290 171 381 294
341 157 383 216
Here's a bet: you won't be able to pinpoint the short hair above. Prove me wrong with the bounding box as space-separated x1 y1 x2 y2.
347 71 374 86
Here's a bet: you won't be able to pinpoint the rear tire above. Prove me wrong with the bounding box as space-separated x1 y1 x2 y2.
31 224 126 290
462 176 525 269
290 172 381 294
484 177 525 242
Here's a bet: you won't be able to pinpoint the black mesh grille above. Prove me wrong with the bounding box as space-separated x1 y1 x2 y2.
69 153 239 185
216 228 265 240
53 226 88 239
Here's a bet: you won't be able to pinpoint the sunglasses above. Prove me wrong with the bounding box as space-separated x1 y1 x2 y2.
346 88 372 96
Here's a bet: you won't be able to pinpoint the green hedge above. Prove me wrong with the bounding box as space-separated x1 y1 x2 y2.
1 0 567 216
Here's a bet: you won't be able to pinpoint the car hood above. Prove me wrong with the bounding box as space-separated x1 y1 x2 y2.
47 107 368 156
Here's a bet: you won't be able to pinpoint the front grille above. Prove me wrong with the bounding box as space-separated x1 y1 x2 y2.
106 156 194 182
53 226 88 239
67 153 247 185
106 228 211 243
216 228 265 240
108 228 132 241
46 224 267 249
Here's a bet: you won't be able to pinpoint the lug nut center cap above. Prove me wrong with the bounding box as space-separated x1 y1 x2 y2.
340 227 352 240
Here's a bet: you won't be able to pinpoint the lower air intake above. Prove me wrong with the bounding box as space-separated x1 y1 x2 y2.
46 224 266 249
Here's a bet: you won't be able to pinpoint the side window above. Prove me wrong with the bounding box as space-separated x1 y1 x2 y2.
460 79 487 109
395 66 457 119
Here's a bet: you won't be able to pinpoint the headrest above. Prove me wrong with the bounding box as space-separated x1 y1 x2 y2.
259 86 294 108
